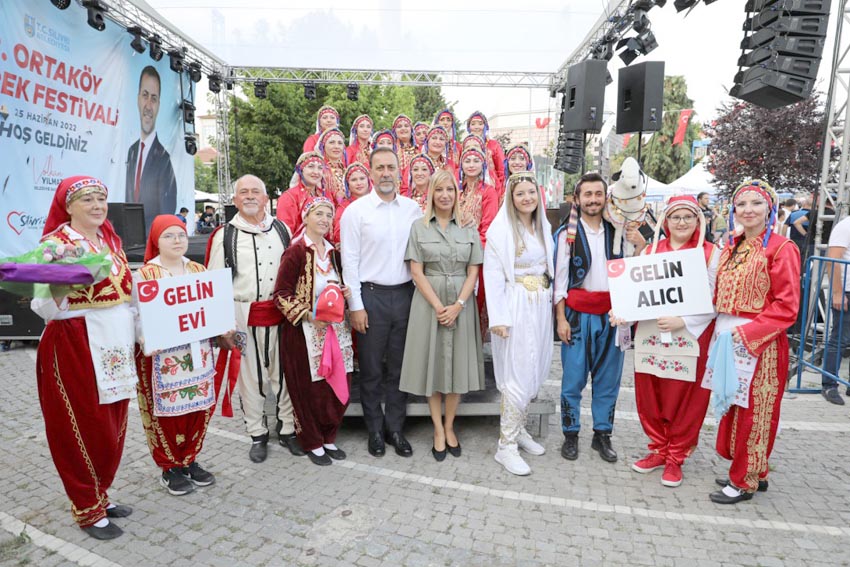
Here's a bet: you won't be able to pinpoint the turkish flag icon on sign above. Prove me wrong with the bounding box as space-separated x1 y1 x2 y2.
137 280 160 303
607 259 626 279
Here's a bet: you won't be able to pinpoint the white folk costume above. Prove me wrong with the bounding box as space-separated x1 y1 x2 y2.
206 210 293 439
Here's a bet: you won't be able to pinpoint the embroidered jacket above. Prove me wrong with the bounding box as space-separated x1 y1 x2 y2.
274 239 345 326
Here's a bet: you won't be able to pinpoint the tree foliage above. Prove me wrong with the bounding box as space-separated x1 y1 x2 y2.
194 156 217 194
228 78 447 194
704 95 826 198
610 76 702 184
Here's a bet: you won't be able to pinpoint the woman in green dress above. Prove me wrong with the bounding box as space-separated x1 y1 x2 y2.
399 169 486 461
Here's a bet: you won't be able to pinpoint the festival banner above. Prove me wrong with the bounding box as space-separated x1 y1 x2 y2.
607 248 713 322
0 0 195 257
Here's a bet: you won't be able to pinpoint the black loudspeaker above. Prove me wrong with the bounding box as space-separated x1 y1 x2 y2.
0 290 44 339
107 203 146 248
224 204 237 223
562 60 607 133
732 0 830 108
616 62 665 134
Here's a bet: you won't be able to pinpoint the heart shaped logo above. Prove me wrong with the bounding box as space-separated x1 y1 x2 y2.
137 280 160 303
607 259 626 279
6 211 24 235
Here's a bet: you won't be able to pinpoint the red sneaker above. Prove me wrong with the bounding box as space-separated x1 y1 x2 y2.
661 461 683 487
631 453 665 473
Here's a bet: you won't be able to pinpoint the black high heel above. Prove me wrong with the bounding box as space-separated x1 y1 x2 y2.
431 445 447 462
446 442 461 457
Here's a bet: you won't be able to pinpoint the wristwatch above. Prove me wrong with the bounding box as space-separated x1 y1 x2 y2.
457 299 466 309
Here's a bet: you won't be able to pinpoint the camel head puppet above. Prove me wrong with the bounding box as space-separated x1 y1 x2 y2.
604 157 648 257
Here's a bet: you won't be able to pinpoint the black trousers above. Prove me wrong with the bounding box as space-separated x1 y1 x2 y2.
357 281 414 433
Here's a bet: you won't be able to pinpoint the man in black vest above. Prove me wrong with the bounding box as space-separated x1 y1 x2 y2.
554 172 645 463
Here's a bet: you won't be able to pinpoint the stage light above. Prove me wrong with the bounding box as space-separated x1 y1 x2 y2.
168 49 184 73
82 0 108 31
51 0 72 9
591 39 614 61
208 73 222 94
127 26 146 54
617 29 658 65
184 135 197 156
632 9 650 33
347 83 359 101
254 80 268 99
180 100 195 125
304 82 317 100
673 0 698 12
188 62 202 83
148 34 163 61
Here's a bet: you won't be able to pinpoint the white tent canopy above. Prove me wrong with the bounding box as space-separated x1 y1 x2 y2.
195 190 219 203
667 160 716 196
644 176 679 203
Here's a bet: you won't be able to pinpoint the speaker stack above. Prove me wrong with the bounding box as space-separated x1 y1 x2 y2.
616 61 665 135
731 0 830 108
555 59 608 175
107 203 146 248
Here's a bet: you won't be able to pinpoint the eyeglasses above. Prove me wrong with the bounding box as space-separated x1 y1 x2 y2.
160 233 188 241
668 214 697 225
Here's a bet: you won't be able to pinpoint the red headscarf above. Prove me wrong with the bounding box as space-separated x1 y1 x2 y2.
43 176 122 253
144 214 187 263
650 195 713 262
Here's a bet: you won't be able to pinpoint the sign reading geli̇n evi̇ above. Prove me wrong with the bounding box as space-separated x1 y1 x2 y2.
607 248 713 322
136 269 235 355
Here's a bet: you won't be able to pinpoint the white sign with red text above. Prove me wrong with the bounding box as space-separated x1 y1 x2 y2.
136 268 235 355
607 248 713 322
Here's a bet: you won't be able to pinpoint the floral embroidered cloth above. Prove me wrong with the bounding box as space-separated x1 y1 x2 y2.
634 320 700 381
302 320 353 382
85 304 138 404
151 339 216 417
701 314 757 411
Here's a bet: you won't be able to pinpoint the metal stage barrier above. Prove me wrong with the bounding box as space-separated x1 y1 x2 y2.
792 255 850 393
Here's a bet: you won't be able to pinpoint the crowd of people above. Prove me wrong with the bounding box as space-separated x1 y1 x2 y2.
29 106 803 541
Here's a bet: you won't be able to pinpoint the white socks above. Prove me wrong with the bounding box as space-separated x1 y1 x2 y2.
323 443 338 451
93 518 109 528
722 484 742 497
311 447 326 456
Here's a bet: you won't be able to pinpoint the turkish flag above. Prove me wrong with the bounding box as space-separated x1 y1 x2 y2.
673 109 694 146
622 133 631 148
535 117 551 129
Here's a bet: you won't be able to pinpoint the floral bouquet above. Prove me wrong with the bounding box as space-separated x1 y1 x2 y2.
0 241 112 298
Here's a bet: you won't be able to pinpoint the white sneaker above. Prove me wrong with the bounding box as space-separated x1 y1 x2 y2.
495 445 531 476
517 431 546 456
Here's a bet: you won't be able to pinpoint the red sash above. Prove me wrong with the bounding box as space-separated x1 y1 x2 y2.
566 288 611 315
247 299 284 327
213 347 240 417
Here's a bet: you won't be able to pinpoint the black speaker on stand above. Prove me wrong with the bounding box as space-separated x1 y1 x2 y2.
616 61 665 166
562 60 608 133
107 203 146 248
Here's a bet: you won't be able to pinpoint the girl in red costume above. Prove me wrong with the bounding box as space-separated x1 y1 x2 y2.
331 162 372 245
704 179 800 504
317 127 348 205
434 109 461 165
371 129 397 153
466 111 506 192
303 105 340 153
393 115 417 172
404 154 436 211
133 215 221 497
423 125 456 179
413 121 429 148
276 151 326 235
611 196 719 488
346 114 373 166
32 176 137 540
503 144 543 208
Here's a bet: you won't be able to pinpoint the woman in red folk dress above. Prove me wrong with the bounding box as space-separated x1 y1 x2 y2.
393 114 417 173
331 162 372 246
276 151 326 236
503 144 544 208
434 108 461 165
703 179 800 504
346 114 373 167
423 126 457 179
466 111 506 192
31 176 138 540
458 146 499 338
611 196 720 488
318 127 348 206
275 197 354 466
413 121 429 148
371 129 397 153
303 105 340 153
403 154 436 211
133 215 222 497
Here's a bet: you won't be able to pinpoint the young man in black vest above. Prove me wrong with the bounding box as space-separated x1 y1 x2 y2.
554 172 645 463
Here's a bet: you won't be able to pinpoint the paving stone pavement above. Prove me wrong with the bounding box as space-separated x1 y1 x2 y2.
1 341 849 567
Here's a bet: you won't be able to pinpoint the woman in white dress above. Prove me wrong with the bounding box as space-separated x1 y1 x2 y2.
484 172 555 476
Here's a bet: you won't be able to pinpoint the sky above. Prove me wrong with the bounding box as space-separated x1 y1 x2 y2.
144 0 838 126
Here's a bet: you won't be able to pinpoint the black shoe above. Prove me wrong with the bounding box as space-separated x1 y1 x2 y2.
160 467 195 496
249 434 269 463
82 521 124 540
385 431 413 457
105 504 132 518
709 486 754 504
714 477 768 492
591 432 618 463
307 451 333 466
561 435 579 461
368 432 385 457
278 433 307 457
324 446 346 460
431 446 447 462
447 442 461 458
846 386 850 397
182 462 215 487
822 387 845 406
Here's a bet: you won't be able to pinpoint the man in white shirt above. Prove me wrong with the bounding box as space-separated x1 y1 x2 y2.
821 215 850 405
554 172 645 463
341 148 423 457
